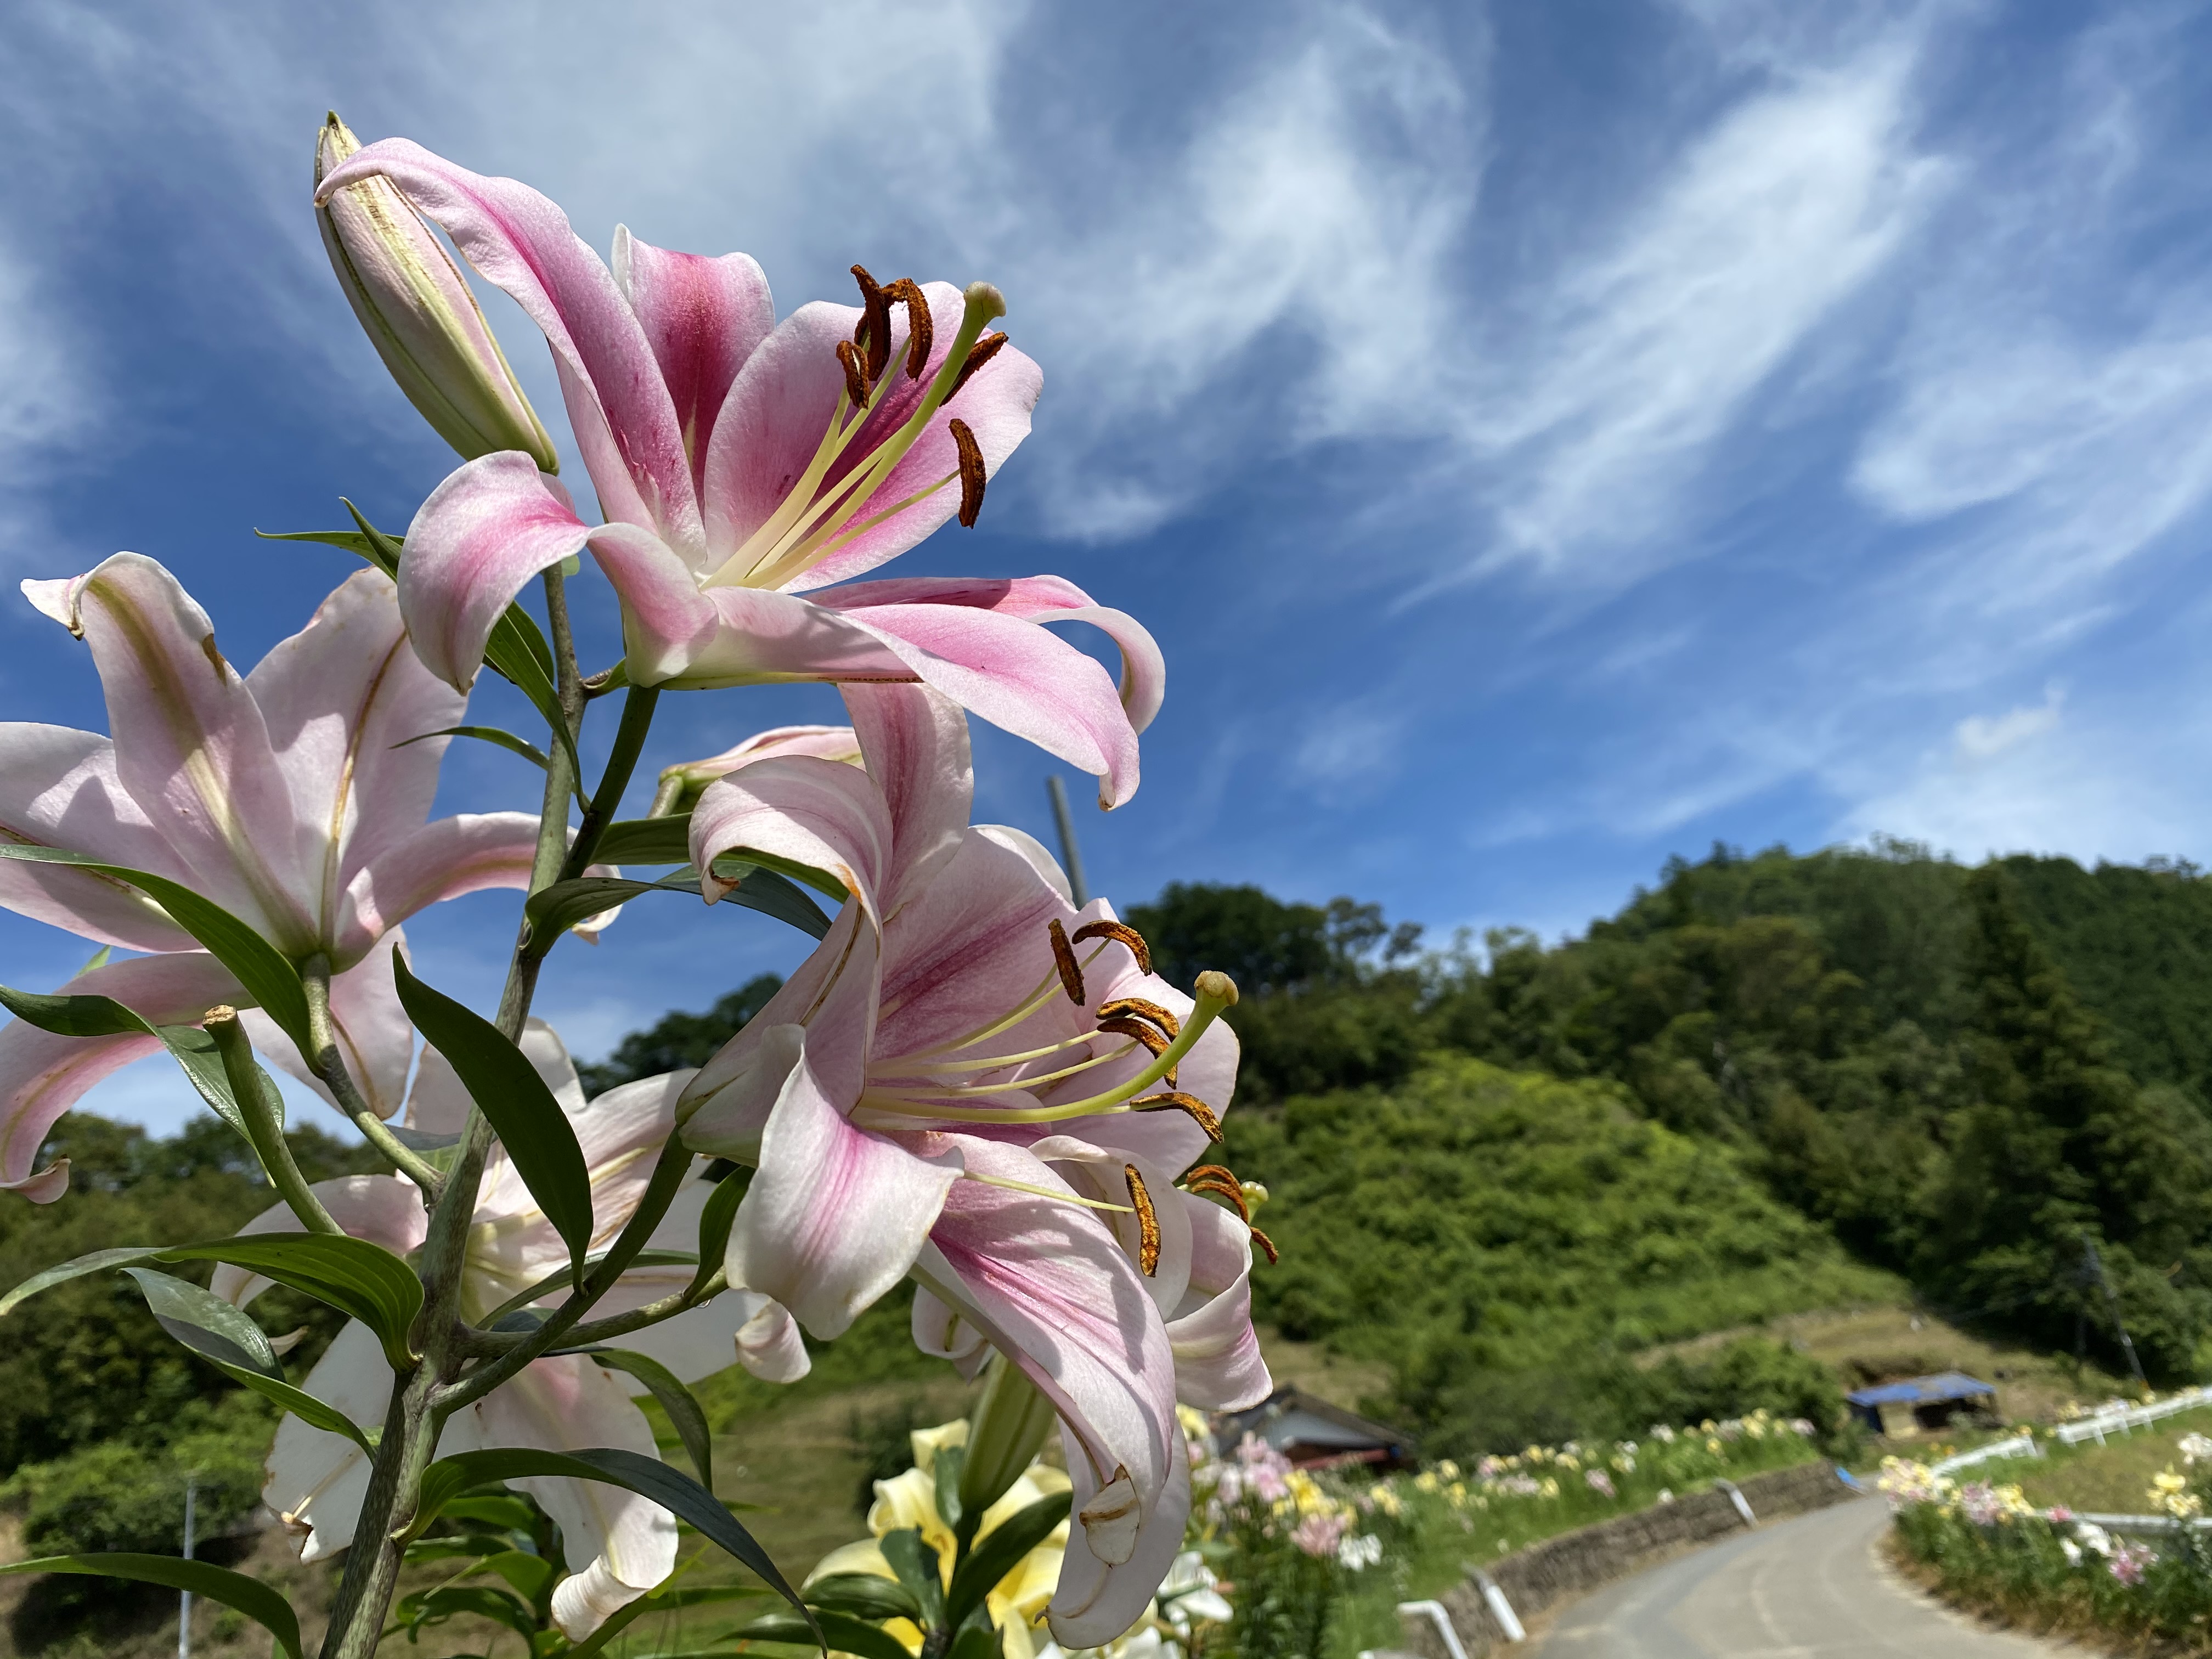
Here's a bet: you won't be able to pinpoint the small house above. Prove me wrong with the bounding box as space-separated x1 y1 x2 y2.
1845 1372 1999 1438
1210 1384 1417 1469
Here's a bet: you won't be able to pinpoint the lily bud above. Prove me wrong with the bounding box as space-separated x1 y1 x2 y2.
647 724 865 816
958 1353 1058 1516
314 114 558 472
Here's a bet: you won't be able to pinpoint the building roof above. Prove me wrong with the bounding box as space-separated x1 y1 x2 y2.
1213 1384 1415 1459
1844 1371 1996 1408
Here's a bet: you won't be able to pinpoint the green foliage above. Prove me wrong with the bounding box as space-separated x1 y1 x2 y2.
1222 1054 1894 1454
0 1112 381 1474
576 972 783 1095
1 1390 272 1556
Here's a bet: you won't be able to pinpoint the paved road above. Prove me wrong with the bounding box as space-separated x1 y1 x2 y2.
1529 1496 2058 1658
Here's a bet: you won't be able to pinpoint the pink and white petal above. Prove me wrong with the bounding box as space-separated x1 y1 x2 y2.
263 1320 397 1562
398 455 600 690
612 229 774 506
912 1284 992 1380
793 287 1043 590
669 725 864 792
840 684 972 918
607 1288 807 1386
819 600 1142 809
58 555 320 948
0 724 197 950
315 141 702 555
441 1354 677 1639
211 1173 428 1307
909 1134 1180 1624
689 755 892 917
696 298 862 562
725 1027 961 1339
819 574 1165 739
679 905 879 1144
974 825 1075 906
1163 1199 1270 1412
244 932 415 1116
1022 1136 1194 1319
245 567 467 895
0 952 247 1199
334 810 543 963
408 1013 582 1136
734 1297 810 1382
574 518 727 684
870 828 1075 1073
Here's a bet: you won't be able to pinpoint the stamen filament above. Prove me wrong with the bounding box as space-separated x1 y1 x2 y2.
896 941 1112 1059
895 1030 1105 1076
877 1039 1136 1098
963 1170 1133 1213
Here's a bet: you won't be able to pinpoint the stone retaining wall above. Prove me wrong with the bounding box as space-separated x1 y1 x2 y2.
1396 1461 1861 1658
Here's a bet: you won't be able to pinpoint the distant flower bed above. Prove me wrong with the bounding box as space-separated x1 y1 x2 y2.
1884 1434 2212 1651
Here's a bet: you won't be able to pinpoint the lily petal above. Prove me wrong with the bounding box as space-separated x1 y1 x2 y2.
723 1023 961 1339
263 1319 396 1562
1162 1197 1271 1412
688 756 892 916
243 931 415 1118
334 809 543 963
245 565 466 903
909 1136 1182 1645
841 684 970 919
0 951 246 1200
316 140 703 556
612 228 774 509
211 1173 430 1308
0 722 196 950
441 1352 678 1639
44 555 320 951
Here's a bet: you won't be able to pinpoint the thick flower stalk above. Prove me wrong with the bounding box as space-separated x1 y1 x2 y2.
674 684 1269 1643
313 139 1163 805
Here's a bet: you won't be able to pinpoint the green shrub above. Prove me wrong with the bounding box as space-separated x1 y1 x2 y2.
3 1393 272 1556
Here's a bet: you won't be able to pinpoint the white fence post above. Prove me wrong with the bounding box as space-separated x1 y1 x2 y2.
1472 1572 1526 1643
1398 1600 1473 1659
1713 1478 1757 1527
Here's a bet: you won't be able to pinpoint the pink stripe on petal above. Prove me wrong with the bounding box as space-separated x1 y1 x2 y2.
614 229 774 503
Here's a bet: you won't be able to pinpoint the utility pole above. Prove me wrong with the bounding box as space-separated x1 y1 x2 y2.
178 1475 197 1659
2083 1237 2149 1391
1044 775 1090 907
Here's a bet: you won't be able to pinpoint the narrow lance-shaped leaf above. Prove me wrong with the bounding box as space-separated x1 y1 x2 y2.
411 1446 819 1642
394 724 553 772
732 1609 911 1659
0 849 313 1054
119 1268 376 1454
943 1491 1073 1632
592 1348 714 1488
394 954 593 1288
0 984 252 1139
0 1556 302 1659
804 1573 924 1622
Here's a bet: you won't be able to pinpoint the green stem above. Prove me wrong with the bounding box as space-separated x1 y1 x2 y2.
300 956 443 1194
559 683 659 885
205 1007 343 1237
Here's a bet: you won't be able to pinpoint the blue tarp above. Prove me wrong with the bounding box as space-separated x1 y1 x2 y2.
1844 1371 1995 1408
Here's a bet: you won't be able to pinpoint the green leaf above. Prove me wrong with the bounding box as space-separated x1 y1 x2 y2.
522 872 697 945
594 814 693 865
946 1615 1003 1659
734 1609 909 1659
75 943 110 974
0 849 313 1056
0 983 254 1138
477 1548 559 1607
404 1532 515 1565
121 1266 278 1375
879 1528 945 1630
562 1584 770 1659
395 955 593 1288
159 1234 425 1372
690 1166 749 1302
2 1233 423 1371
441 1494 541 1532
935 1443 967 1542
804 1572 923 1622
943 1491 1071 1632
594 1348 715 1488
414 1447 816 1639
257 526 393 575
395 724 552 772
397 1584 538 1640
0 1555 302 1659
712 862 835 940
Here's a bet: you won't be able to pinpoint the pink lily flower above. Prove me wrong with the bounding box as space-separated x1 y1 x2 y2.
0 557 545 1197
313 140 1163 806
219 1053 805 1640
673 685 1267 1644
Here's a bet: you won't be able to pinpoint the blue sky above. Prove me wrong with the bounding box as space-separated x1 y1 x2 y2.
5 0 2212 1130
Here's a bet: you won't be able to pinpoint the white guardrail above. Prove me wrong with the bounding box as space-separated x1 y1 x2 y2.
1930 1432 2040 1475
2055 1386 2212 1447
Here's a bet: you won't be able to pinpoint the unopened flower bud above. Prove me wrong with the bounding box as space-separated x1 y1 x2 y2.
315 114 558 472
960 1353 1057 1516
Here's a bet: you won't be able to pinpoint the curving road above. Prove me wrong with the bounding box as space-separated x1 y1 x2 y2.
1528 1494 2058 1657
